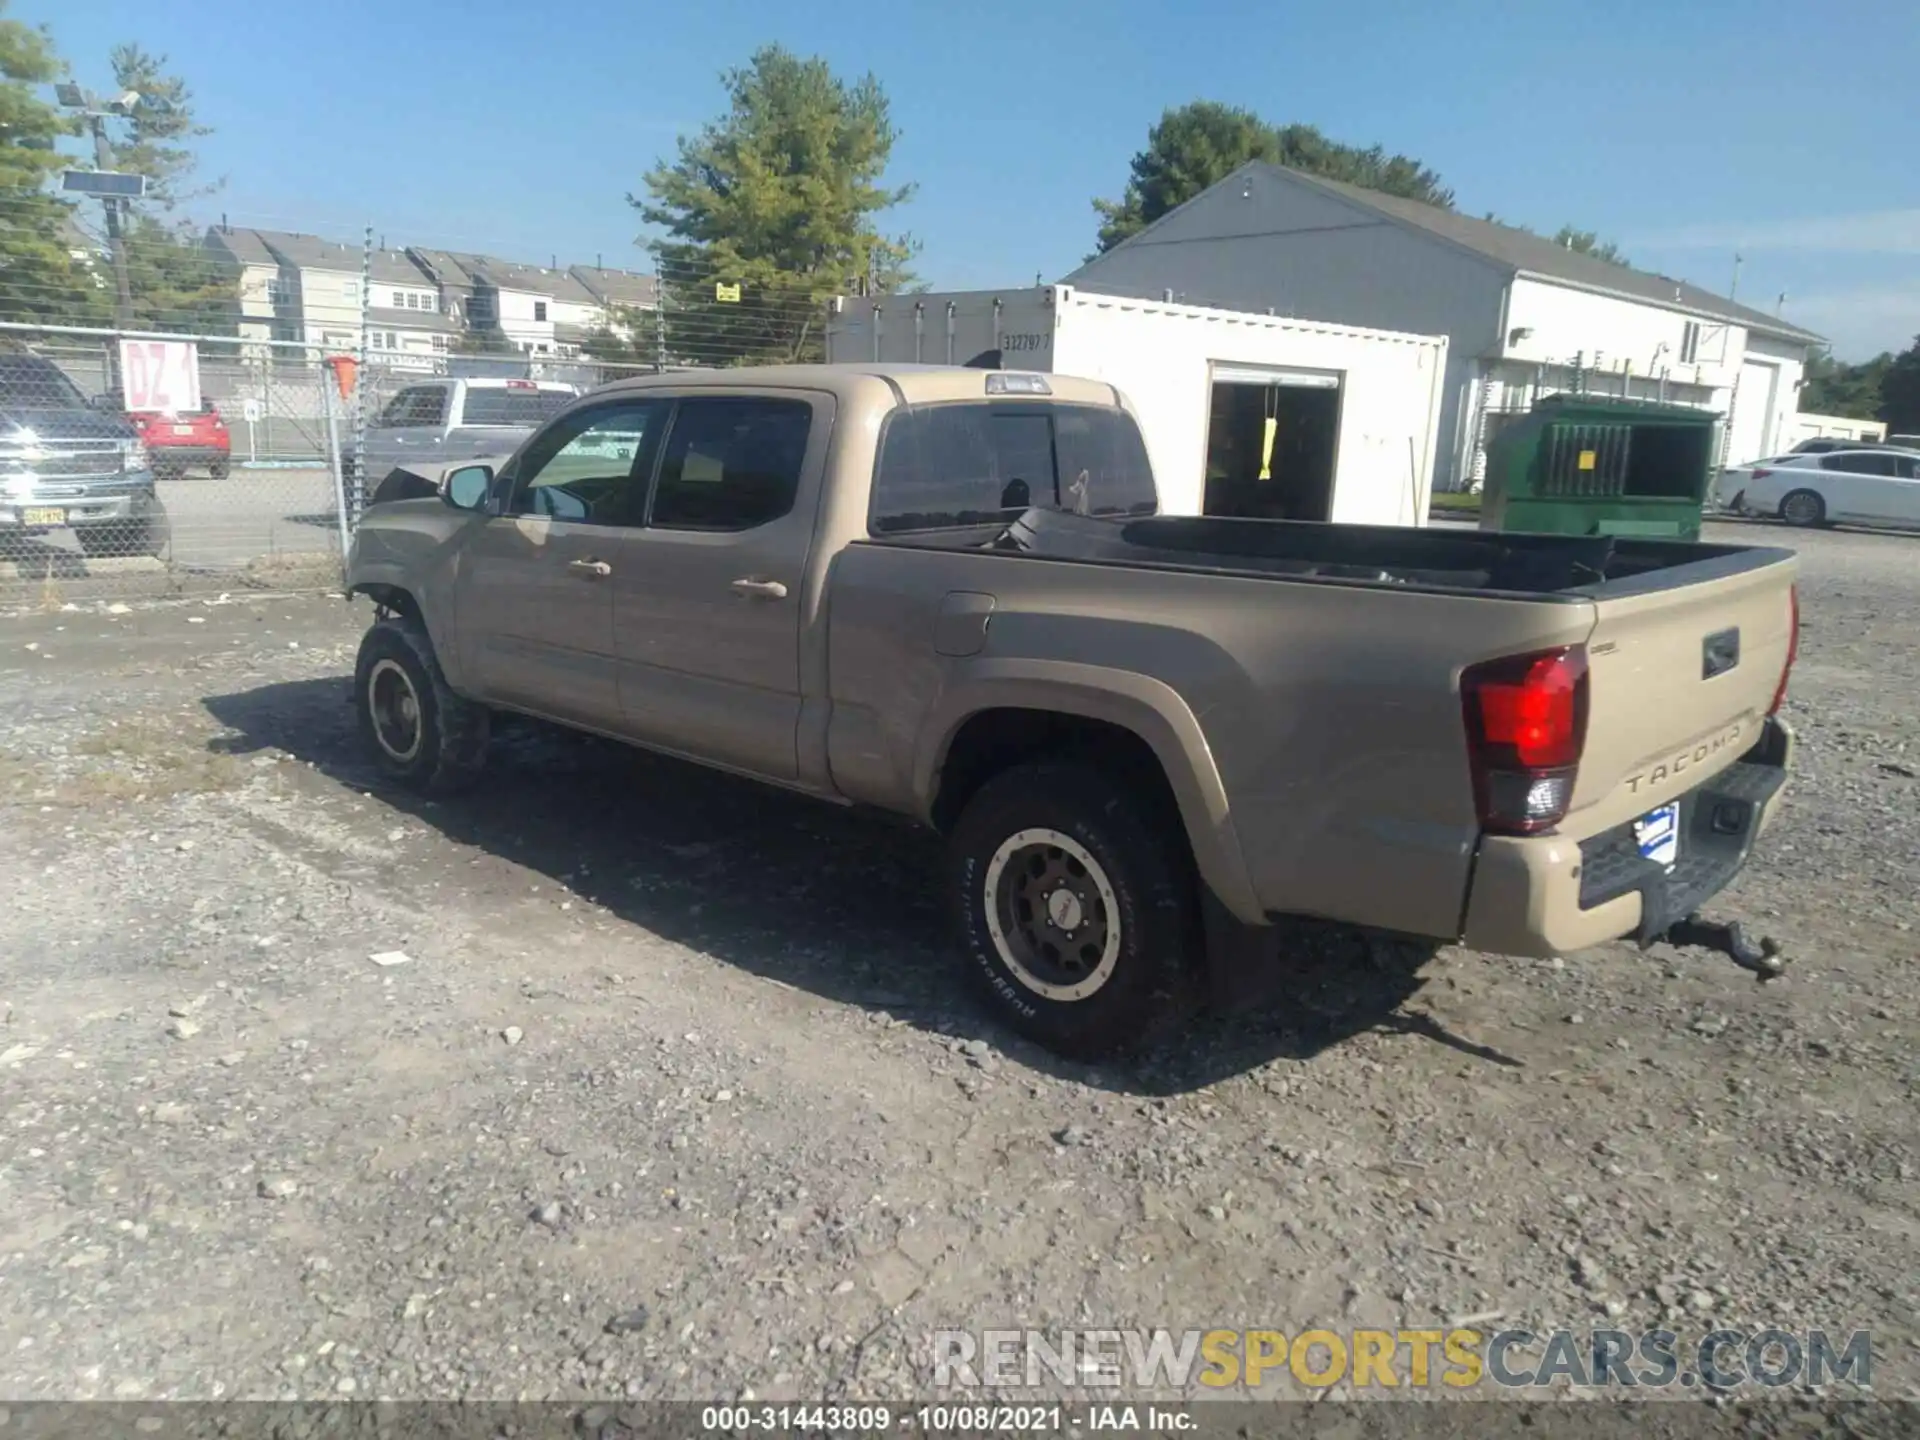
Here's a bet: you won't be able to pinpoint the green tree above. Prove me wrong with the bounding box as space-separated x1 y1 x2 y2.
0 5 100 324
121 214 235 333
450 328 517 356
104 42 217 207
1551 225 1629 266
1091 102 1452 254
1880 338 1920 435
581 306 655 363
1800 348 1893 421
634 44 916 366
1091 103 1277 254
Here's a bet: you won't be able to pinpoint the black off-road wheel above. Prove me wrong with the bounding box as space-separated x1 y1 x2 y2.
1779 489 1827 527
209 456 231 481
353 618 490 793
948 761 1201 1059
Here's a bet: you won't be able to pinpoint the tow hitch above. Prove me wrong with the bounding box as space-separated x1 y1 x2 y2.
1660 915 1787 981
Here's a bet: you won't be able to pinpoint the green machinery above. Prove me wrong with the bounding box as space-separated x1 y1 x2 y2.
1478 395 1722 541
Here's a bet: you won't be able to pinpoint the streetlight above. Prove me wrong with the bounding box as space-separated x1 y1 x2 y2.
53 84 174 329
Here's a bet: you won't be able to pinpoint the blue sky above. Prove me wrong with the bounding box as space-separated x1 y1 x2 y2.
40 0 1920 359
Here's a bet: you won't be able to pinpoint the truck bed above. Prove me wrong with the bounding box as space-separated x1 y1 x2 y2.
867 508 1791 600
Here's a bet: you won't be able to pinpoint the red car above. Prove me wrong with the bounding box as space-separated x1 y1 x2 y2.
128 404 231 480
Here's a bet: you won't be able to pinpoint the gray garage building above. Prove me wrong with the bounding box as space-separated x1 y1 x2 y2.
1066 162 1824 491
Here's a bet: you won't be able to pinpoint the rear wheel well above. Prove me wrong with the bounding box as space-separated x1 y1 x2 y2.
931 708 1185 840
352 583 422 623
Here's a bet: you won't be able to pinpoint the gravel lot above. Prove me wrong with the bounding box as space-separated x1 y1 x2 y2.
0 519 1914 1407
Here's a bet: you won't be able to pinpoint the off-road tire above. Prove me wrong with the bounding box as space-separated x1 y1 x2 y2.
353 618 490 794
948 761 1201 1059
1779 489 1827 527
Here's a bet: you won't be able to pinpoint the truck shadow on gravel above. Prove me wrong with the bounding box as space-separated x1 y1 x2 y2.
204 677 1520 1094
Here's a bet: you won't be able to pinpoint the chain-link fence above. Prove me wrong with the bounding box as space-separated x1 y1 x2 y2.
0 323 354 605
2 210 905 603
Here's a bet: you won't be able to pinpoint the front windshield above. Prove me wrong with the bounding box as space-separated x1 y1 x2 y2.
0 355 90 411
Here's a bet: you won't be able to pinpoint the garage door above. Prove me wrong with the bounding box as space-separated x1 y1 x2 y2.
1725 360 1779 467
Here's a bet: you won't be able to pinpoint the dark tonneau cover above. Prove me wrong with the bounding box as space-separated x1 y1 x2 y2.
873 508 1790 600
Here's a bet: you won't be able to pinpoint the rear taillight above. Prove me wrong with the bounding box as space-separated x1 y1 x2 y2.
1769 585 1799 716
1461 646 1590 835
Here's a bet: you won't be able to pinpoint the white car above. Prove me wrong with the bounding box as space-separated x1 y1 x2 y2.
1717 446 1920 529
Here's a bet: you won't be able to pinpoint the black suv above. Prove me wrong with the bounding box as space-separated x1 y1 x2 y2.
0 353 169 558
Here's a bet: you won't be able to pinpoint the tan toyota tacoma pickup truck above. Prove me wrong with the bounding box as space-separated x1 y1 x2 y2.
344 364 1800 1057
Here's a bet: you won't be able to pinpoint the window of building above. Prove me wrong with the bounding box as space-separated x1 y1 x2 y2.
343 280 360 302
534 301 548 322
266 277 293 305
650 397 812 532
430 335 449 352
1680 322 1702 365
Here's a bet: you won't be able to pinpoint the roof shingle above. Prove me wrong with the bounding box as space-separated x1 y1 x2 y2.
1239 164 1823 344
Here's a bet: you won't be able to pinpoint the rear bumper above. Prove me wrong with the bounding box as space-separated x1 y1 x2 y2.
1460 717 1794 957
147 445 228 467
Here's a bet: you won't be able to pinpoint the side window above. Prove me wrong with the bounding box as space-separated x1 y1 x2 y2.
507 401 665 525
377 389 420 427
410 387 447 426
1824 452 1898 476
1053 406 1159 518
377 387 447 427
1897 457 1920 480
650 397 811 532
461 387 575 426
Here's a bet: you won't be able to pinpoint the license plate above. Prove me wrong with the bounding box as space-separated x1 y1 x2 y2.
1634 802 1680 868
171 424 194 435
21 507 65 527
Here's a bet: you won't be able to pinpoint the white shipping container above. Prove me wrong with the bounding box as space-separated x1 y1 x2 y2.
826 285 1449 527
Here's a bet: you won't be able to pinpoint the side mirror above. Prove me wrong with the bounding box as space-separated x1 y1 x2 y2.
444 464 493 512
88 392 123 413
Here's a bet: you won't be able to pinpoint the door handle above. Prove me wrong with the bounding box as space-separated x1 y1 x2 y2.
730 577 788 600
568 558 612 577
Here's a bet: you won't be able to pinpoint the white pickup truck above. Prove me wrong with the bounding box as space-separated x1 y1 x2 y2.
358 378 578 488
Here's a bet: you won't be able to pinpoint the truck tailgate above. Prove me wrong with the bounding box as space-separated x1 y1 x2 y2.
1571 553 1798 834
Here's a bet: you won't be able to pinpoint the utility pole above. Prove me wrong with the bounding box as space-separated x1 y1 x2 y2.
54 83 170 332
84 113 136 328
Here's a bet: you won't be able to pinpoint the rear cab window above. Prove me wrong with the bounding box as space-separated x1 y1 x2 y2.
869 401 1158 534
458 386 576 427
